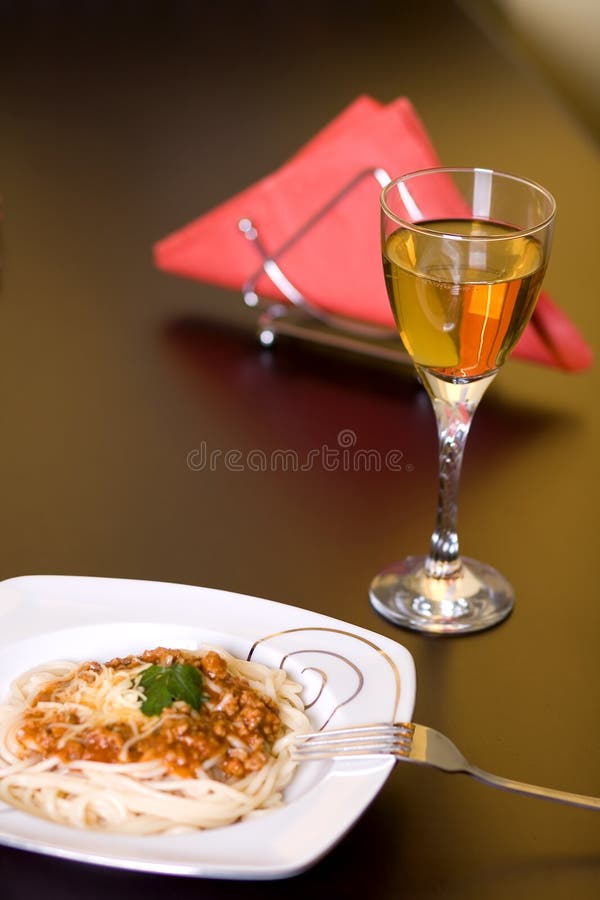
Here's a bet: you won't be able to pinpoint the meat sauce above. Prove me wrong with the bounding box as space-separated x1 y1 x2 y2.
16 648 282 780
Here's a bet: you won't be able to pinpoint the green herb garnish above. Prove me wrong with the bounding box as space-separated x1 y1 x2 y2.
139 663 208 717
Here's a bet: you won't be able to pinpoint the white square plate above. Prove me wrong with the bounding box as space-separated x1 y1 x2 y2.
0 575 415 879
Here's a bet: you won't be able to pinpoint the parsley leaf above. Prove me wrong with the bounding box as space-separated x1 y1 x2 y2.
138 663 207 717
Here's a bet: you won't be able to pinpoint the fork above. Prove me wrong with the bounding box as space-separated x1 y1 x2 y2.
292 722 600 811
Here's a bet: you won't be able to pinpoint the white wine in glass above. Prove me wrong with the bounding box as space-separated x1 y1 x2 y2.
370 168 555 634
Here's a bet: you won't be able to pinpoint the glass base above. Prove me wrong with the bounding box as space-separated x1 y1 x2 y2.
369 556 514 635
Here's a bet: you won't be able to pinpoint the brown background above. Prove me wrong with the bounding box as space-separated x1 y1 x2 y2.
0 2 598 898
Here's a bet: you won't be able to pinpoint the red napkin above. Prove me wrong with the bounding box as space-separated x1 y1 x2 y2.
154 96 592 372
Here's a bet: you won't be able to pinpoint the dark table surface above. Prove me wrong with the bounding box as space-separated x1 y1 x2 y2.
0 2 598 898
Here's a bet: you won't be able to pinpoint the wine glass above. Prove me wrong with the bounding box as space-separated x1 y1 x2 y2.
370 167 555 635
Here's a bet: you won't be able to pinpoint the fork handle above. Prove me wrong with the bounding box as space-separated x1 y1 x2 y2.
467 766 600 810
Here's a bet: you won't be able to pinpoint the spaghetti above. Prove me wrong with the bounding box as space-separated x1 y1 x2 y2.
0 646 310 833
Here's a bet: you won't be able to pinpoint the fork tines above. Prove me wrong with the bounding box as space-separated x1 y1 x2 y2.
292 722 414 761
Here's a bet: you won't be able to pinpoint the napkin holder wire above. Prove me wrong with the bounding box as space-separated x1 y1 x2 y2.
238 167 411 366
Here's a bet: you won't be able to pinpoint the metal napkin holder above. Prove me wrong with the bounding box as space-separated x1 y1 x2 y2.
237 167 410 365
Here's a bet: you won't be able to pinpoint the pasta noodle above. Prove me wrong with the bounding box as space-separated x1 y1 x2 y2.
0 646 310 834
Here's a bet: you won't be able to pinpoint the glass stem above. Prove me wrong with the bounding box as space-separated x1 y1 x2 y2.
417 368 498 579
